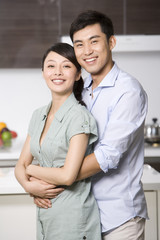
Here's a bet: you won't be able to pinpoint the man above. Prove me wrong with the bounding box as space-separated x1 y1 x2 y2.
33 10 148 240
68 10 148 240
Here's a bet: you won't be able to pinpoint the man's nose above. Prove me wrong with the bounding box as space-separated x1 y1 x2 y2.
84 43 93 55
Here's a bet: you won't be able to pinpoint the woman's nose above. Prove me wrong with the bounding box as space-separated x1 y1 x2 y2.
54 66 62 75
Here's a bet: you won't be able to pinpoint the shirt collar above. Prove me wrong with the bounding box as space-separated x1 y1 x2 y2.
84 62 120 89
42 93 78 122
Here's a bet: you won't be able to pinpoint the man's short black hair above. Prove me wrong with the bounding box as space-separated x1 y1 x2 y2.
70 10 114 42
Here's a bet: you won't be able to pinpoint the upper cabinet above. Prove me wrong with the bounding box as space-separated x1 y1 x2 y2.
127 0 160 34
0 0 159 68
0 0 61 68
61 0 124 35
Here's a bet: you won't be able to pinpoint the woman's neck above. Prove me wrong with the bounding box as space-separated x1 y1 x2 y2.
49 92 72 116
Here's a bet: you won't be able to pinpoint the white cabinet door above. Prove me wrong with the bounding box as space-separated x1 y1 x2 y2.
144 191 158 240
0 194 36 240
158 191 160 240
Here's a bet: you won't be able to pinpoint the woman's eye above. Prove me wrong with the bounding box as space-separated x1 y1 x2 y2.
48 65 55 68
63 65 71 68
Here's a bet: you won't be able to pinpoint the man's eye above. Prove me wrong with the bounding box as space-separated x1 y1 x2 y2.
75 43 83 48
48 65 54 68
91 40 97 44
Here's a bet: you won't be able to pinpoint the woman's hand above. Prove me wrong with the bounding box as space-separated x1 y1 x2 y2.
26 176 64 198
33 197 52 209
29 177 65 209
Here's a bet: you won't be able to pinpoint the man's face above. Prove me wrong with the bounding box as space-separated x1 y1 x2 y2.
73 23 115 81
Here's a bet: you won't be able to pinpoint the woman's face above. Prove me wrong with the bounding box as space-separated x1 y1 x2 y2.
43 51 80 97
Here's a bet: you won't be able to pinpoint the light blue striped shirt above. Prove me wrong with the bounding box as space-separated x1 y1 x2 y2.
82 63 148 233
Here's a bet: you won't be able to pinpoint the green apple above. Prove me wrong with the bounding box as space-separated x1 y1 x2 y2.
1 131 12 147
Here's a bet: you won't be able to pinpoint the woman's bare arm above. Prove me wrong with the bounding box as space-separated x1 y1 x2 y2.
26 133 89 186
15 135 33 190
15 135 64 198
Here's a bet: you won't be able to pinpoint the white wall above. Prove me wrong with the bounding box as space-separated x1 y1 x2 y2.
0 51 160 143
112 51 160 123
0 69 51 140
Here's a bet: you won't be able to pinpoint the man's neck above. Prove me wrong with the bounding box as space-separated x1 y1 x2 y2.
91 61 114 90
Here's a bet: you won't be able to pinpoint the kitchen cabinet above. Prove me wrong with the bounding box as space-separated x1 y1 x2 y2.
142 163 160 240
0 194 36 240
0 156 160 239
61 0 124 35
0 0 61 68
0 192 159 240
127 0 160 35
0 0 159 68
0 167 36 240
61 0 160 36
144 191 159 240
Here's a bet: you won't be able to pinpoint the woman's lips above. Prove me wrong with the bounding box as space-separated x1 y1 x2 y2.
52 79 65 83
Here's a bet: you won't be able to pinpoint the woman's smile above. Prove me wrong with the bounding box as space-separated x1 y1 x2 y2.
43 51 80 97
51 78 65 84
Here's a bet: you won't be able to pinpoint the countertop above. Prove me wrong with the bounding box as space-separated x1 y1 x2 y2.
0 167 26 194
0 138 24 160
0 140 160 162
142 164 160 190
0 164 160 195
0 140 160 194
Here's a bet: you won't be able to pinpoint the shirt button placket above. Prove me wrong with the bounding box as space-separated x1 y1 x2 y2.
39 149 44 166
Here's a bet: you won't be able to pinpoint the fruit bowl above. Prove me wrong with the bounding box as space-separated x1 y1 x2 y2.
0 122 18 150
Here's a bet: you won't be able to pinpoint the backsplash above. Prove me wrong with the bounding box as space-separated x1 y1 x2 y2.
0 69 51 140
0 50 160 141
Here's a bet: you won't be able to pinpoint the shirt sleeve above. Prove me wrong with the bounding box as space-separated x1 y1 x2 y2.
67 108 98 146
94 88 148 173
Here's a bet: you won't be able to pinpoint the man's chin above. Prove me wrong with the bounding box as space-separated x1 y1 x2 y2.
82 66 98 75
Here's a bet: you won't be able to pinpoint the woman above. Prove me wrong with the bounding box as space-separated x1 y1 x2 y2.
15 43 101 240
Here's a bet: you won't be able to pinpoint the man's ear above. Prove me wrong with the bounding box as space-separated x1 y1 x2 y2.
109 36 116 50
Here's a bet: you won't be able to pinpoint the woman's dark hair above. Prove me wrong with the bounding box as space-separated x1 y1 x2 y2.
70 10 114 42
42 42 85 106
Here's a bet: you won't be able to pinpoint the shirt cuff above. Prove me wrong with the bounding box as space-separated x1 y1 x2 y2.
94 148 119 173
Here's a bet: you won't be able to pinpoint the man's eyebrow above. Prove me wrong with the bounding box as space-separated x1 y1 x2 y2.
90 35 101 40
73 35 101 44
73 39 82 44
